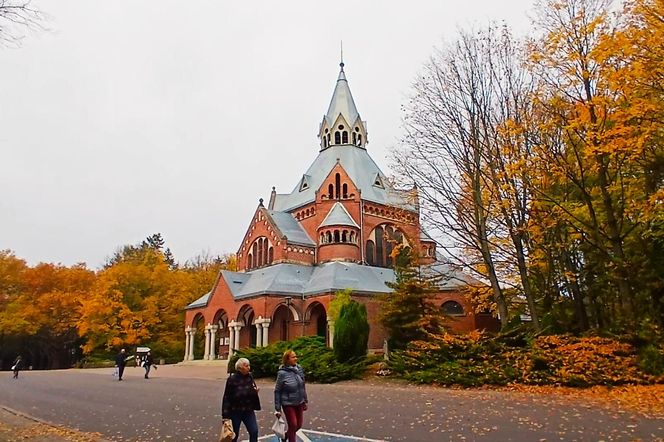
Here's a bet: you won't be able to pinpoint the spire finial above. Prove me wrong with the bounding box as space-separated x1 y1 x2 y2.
340 41 344 71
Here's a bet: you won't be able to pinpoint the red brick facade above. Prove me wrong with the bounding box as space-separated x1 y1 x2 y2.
183 64 499 360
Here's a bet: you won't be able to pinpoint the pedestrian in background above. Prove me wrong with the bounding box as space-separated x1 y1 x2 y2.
115 349 128 381
221 357 261 442
143 351 155 379
12 355 23 379
274 350 308 442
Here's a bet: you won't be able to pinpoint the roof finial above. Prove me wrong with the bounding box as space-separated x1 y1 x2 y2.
340 41 344 71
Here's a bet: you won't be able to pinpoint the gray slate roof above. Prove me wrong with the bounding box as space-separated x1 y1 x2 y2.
186 260 481 308
325 68 360 127
271 145 416 212
266 210 315 247
319 202 359 229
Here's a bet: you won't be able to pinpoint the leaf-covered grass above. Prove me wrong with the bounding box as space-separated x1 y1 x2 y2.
388 331 664 387
229 336 377 383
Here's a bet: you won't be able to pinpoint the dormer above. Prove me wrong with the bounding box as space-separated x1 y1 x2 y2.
318 62 368 151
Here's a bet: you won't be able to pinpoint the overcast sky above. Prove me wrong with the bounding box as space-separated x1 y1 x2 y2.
0 0 535 269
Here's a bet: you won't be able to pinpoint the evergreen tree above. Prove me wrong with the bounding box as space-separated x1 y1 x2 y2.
333 300 369 363
379 245 445 350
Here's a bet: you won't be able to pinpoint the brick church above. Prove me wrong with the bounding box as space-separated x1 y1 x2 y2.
183 62 498 361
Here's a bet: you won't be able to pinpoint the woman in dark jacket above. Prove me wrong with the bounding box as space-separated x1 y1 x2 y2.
221 357 261 442
274 350 308 442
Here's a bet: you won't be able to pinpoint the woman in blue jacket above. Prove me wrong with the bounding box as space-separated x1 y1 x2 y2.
274 350 308 442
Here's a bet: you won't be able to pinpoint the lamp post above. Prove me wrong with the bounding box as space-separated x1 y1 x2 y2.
285 296 292 341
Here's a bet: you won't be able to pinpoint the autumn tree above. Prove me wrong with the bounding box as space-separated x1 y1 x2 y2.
394 25 543 329
527 0 663 329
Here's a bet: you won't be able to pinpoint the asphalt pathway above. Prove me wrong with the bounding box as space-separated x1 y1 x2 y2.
1 365 663 441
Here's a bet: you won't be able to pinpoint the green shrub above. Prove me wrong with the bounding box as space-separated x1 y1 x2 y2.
638 344 664 375
333 301 369 363
230 336 370 383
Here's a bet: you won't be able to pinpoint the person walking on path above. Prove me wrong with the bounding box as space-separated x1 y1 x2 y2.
274 350 308 442
12 356 23 379
143 351 155 379
221 357 261 442
115 349 129 381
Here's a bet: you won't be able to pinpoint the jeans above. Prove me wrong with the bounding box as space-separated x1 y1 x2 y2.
229 410 258 442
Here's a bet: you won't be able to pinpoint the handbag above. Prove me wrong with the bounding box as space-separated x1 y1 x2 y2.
271 414 288 440
219 418 235 442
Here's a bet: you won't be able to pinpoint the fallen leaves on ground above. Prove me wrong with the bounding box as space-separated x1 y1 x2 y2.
497 384 664 418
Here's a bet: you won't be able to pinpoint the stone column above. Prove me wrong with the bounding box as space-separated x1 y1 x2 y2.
184 327 191 361
234 323 241 350
254 318 263 348
209 325 218 360
328 319 335 348
203 324 211 360
228 321 237 359
261 319 271 347
188 328 196 361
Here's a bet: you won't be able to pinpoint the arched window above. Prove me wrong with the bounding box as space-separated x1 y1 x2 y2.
257 238 264 267
335 173 341 199
366 240 375 265
249 237 272 269
352 132 357 144
342 131 348 143
326 231 332 243
333 230 340 243
350 231 356 243
335 132 341 144
341 230 348 242
365 224 409 268
358 134 362 146
323 137 327 148
328 184 334 199
342 183 348 198
442 301 464 316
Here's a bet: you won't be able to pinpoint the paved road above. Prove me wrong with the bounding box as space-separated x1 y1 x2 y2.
1 366 663 441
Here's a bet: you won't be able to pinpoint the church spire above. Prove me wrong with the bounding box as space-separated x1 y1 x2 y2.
318 57 368 151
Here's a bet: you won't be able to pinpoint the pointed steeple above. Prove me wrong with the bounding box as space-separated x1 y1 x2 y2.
318 58 368 151
325 62 360 127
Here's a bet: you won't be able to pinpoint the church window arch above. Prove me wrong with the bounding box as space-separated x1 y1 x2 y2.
442 301 464 316
341 230 348 242
358 134 362 146
333 230 340 243
365 224 409 268
248 237 273 269
326 231 332 243
352 132 357 144
328 184 334 199
335 173 341 199
323 137 327 148
342 131 348 143
334 132 341 144
342 183 348 198
366 240 375 266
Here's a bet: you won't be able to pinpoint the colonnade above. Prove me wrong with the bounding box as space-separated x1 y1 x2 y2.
183 317 274 361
